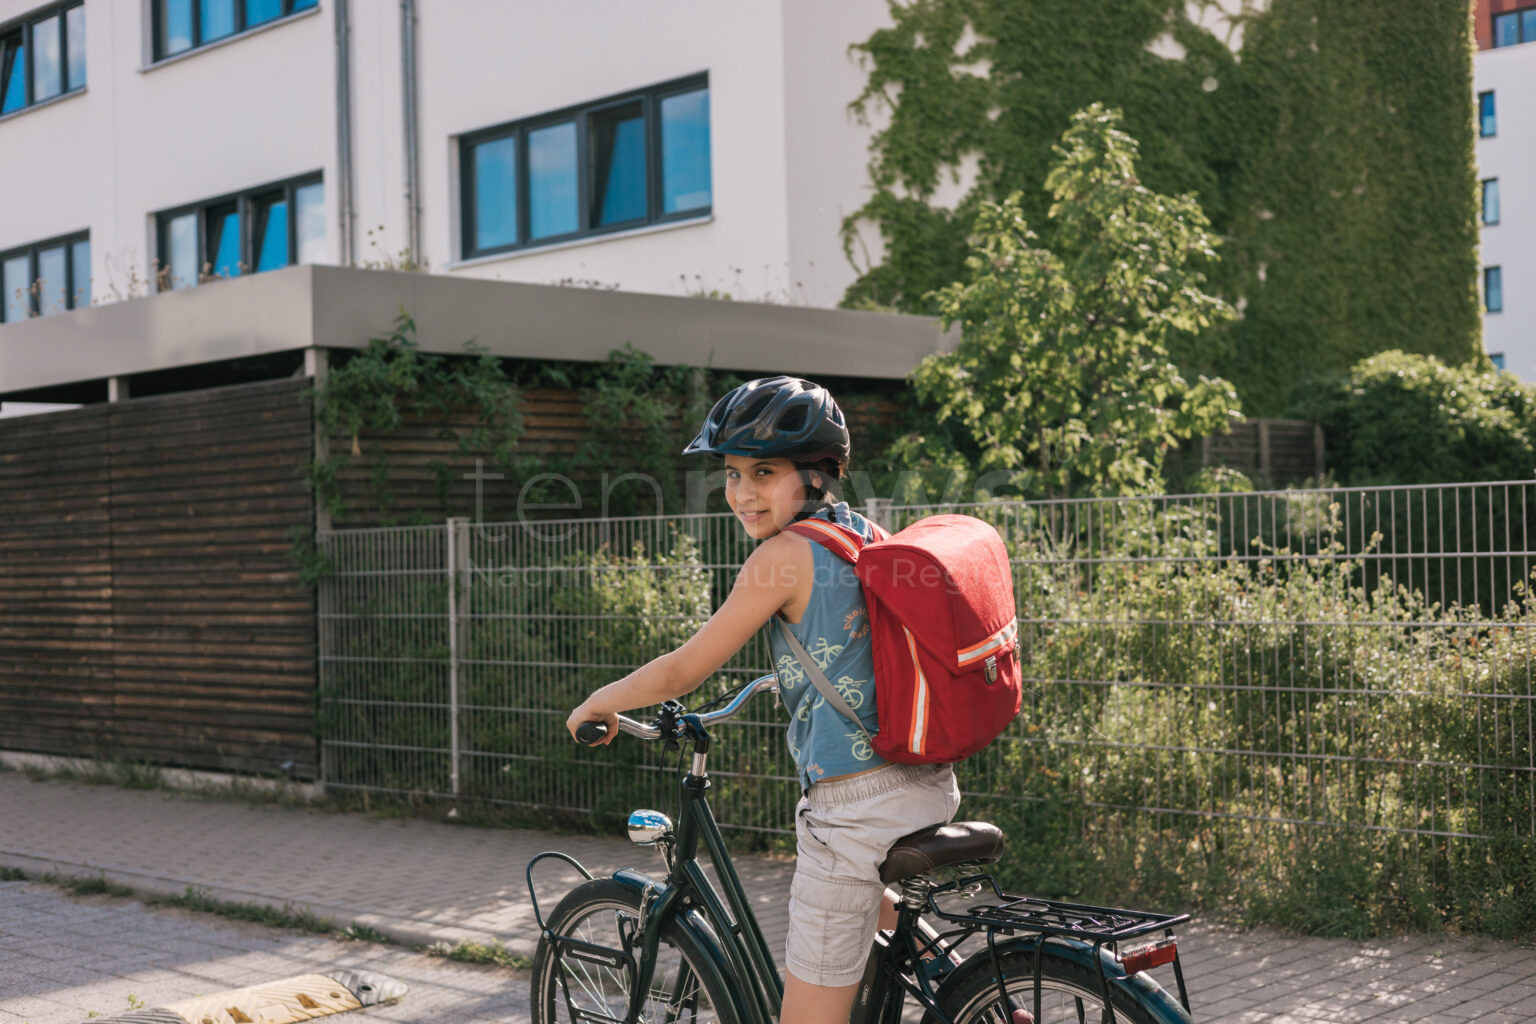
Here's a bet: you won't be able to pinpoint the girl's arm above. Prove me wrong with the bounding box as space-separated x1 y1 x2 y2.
566 531 810 743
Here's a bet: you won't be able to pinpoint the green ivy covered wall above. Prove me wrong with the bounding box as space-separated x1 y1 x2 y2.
843 0 1481 415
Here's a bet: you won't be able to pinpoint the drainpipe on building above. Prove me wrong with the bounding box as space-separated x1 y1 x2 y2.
334 0 356 266
401 0 421 267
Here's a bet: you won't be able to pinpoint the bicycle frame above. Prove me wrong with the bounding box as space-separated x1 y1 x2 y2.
532 684 1193 1024
529 709 785 1024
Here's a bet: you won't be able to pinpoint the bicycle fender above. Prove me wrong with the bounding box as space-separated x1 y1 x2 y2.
607 869 757 1024
934 934 1193 1024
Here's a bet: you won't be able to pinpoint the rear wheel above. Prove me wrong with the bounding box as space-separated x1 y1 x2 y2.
930 946 1180 1024
530 878 740 1024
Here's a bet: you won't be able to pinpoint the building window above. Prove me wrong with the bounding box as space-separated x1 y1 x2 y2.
155 175 323 290
1483 179 1501 225
1485 266 1504 313
152 0 318 62
0 2 86 117
1479 91 1497 138
1491 352 1507 370
1 233 89 323
1493 7 1536 47
460 75 712 259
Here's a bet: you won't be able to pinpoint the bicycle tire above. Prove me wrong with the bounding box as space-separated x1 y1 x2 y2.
530 878 742 1024
927 945 1185 1024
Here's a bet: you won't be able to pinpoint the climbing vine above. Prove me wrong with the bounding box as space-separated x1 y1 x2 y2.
305 310 528 532
842 0 1481 414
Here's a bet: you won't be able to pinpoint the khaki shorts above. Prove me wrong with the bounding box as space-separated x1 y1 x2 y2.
786 762 961 986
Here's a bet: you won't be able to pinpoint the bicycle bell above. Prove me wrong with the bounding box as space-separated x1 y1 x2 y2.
627 809 674 846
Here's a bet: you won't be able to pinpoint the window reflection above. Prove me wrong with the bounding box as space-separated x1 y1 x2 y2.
71 239 90 308
528 122 578 239
1480 92 1496 138
166 214 198 290
246 0 284 27
201 0 236 42
254 195 290 272
0 34 24 115
1485 267 1504 314
295 182 326 264
3 255 30 322
591 102 646 226
31 14 62 103
207 205 241 278
1495 12 1519 46
661 89 711 214
66 5 85 91
472 137 518 250
162 0 194 56
36 247 67 316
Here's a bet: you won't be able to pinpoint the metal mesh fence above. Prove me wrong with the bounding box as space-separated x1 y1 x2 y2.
318 482 1536 848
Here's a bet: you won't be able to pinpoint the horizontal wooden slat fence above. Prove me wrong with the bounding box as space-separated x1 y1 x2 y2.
0 378 317 776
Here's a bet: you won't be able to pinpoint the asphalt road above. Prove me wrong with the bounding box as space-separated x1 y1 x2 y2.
0 879 529 1024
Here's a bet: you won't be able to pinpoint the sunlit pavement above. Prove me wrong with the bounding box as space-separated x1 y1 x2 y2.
3 771 1534 1023
0 880 526 1024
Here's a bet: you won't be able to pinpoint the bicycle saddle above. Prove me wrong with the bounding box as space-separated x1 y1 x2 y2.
879 821 1005 883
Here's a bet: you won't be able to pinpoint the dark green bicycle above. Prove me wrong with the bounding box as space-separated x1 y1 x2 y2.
528 675 1194 1024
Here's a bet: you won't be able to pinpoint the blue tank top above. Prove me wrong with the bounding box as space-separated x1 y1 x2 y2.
767 502 888 789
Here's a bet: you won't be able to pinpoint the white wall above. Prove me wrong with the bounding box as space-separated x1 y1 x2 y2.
780 0 891 309
1476 44 1536 380
0 1 336 309
406 0 796 302
1 0 892 327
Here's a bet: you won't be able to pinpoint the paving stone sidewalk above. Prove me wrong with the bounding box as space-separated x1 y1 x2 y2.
3 770 1534 1023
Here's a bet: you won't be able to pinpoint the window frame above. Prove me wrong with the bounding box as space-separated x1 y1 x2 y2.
1484 266 1504 314
154 172 322 291
1492 5 1536 46
459 73 711 260
1482 178 1500 226
0 1 85 117
150 0 318 64
0 230 89 322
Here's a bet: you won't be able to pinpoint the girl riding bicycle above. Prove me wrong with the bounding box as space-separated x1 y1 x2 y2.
568 376 961 1024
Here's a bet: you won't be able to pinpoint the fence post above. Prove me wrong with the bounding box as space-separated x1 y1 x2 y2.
446 516 470 797
864 497 892 533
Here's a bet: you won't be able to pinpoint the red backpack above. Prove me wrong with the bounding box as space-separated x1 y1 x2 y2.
777 513 1022 764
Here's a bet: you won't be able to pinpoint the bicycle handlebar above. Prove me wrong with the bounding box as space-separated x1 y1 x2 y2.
574 674 779 745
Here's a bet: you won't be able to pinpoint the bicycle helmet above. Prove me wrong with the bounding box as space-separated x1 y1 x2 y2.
682 376 850 464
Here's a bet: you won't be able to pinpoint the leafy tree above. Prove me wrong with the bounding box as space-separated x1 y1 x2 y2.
894 105 1241 500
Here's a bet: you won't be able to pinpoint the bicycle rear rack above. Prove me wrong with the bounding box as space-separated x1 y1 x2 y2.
924 873 1192 1023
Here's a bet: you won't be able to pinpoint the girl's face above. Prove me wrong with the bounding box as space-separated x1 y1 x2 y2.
723 455 811 539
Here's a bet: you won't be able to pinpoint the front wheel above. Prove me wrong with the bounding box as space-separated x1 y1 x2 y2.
530 878 741 1024
929 945 1189 1024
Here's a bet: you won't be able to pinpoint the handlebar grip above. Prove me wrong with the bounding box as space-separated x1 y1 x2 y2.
575 721 609 745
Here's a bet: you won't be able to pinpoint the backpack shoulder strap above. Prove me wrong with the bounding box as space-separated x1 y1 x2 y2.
775 618 862 730
785 518 882 563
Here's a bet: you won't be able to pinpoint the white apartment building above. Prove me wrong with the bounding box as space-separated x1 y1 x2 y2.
0 0 893 332
1476 1 1536 378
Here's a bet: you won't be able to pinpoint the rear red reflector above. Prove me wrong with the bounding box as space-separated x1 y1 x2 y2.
1119 937 1177 974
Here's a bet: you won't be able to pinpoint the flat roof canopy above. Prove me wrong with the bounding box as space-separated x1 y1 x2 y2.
0 265 954 398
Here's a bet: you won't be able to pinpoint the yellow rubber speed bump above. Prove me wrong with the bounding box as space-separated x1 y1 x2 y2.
85 970 406 1024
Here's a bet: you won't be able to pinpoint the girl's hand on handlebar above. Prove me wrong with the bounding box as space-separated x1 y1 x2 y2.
566 703 618 746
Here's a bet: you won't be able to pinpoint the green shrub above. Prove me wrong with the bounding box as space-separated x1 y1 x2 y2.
1290 351 1536 487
